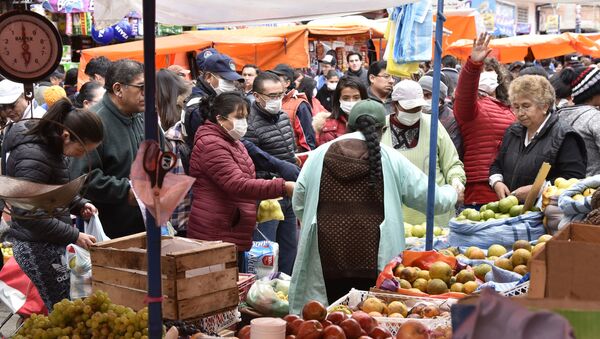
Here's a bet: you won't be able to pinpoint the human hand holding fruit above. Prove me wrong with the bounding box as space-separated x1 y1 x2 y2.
493 181 510 199
511 185 532 203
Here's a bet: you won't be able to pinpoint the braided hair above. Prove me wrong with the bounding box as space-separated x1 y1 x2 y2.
351 115 383 188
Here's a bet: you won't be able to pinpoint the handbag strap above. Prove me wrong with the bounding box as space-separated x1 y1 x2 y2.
255 228 273 242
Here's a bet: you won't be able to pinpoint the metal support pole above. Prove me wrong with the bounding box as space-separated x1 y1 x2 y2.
425 0 446 251
142 0 163 337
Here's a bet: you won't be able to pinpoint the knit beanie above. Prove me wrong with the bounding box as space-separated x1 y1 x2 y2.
571 67 600 104
43 85 67 107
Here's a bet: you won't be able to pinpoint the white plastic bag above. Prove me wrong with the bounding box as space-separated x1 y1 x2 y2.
245 229 279 279
68 213 110 299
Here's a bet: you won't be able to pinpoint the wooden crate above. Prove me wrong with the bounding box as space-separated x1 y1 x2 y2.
90 232 239 320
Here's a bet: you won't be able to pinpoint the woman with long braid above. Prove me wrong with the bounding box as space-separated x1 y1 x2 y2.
288 99 459 312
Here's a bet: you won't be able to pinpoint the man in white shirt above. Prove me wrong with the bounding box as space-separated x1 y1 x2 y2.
0 79 46 123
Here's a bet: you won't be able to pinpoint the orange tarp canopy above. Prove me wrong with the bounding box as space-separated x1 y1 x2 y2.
446 33 600 63
306 16 385 39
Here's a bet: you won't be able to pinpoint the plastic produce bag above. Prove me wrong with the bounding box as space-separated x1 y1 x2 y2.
558 175 600 229
245 275 290 317
448 212 545 249
256 199 284 223
245 230 279 279
68 213 110 299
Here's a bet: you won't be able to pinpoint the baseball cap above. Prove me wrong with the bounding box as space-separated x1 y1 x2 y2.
319 54 336 65
195 48 218 71
0 79 24 104
203 53 243 82
391 80 427 110
270 64 295 82
348 99 387 129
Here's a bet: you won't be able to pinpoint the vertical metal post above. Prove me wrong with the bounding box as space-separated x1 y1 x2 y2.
425 0 446 251
142 0 163 337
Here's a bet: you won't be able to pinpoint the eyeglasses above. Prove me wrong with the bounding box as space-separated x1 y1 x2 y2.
126 83 145 91
375 74 400 82
511 103 535 113
257 92 285 100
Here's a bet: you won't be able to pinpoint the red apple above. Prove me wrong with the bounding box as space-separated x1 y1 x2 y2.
237 325 251 339
351 311 377 334
321 319 333 328
285 314 301 323
327 311 348 325
395 321 429 339
290 318 305 335
285 315 301 334
369 326 393 339
302 300 328 321
296 320 324 339
422 306 440 318
340 318 363 339
322 325 348 339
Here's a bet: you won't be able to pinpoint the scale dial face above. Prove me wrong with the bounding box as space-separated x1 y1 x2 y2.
0 10 62 83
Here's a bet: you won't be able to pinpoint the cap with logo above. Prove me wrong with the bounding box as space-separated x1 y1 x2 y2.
195 47 218 71
348 99 387 129
0 79 25 104
391 80 427 110
203 53 244 82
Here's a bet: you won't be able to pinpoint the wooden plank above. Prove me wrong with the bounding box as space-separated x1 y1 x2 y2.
177 288 239 320
174 244 236 273
90 247 176 277
92 232 146 249
92 281 178 319
176 267 238 299
523 162 551 212
92 266 175 298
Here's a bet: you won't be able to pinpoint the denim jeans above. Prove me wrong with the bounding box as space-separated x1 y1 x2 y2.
253 197 297 275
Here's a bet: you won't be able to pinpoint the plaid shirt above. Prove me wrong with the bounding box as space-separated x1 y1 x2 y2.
164 122 192 233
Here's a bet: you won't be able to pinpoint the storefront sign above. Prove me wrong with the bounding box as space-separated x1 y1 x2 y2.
546 14 560 34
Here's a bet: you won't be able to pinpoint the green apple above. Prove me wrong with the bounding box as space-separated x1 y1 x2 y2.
434 226 442 236
412 224 426 238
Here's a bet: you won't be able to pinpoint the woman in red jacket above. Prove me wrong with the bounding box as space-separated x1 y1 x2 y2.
316 76 368 145
453 33 515 208
188 92 295 270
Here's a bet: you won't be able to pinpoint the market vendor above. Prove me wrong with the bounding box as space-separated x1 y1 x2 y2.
382 79 466 226
489 74 587 202
288 99 458 313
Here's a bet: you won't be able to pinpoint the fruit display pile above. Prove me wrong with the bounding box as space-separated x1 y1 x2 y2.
330 296 449 321
392 259 479 295
542 178 590 204
14 290 150 339
404 223 449 238
455 195 539 223
238 299 450 338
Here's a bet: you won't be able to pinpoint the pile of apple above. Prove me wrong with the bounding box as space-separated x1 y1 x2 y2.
404 223 449 238
393 258 480 295
338 296 448 320
543 177 592 205
455 195 540 223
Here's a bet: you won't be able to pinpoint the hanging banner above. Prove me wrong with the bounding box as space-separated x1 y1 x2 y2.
495 2 516 36
471 0 496 34
43 0 94 13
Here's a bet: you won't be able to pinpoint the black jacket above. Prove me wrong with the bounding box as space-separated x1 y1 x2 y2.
490 113 587 191
3 121 85 245
316 86 335 112
184 78 216 148
244 102 296 179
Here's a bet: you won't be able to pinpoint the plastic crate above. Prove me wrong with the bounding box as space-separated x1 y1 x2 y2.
237 273 256 304
501 281 530 297
328 289 454 336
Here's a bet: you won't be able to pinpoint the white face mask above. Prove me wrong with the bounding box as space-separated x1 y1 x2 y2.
264 98 282 115
397 111 421 126
478 71 499 95
422 99 432 113
326 82 338 91
339 100 358 114
224 117 248 140
214 78 237 95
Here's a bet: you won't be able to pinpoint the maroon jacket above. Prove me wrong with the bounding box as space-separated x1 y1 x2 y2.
188 122 286 251
454 58 516 205
318 114 348 146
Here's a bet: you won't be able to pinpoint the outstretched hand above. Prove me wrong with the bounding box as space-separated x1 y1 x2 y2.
471 32 492 63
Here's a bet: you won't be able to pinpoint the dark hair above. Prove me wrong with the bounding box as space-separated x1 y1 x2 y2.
346 52 362 63
73 81 103 108
484 58 510 104
64 68 78 87
325 70 339 80
559 66 600 104
85 56 112 78
348 115 383 188
519 66 549 79
331 76 368 120
294 70 304 81
157 69 190 130
242 64 260 74
28 98 103 154
441 55 458 69
297 77 317 108
207 92 249 124
252 71 282 94
549 72 572 100
367 61 387 85
104 59 144 94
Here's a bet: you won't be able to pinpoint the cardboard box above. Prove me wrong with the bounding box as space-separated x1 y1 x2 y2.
529 223 600 300
90 233 239 320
